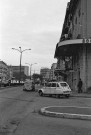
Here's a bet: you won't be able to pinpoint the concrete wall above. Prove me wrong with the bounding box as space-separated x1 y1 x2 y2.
57 0 91 92
72 0 91 92
74 43 91 92
80 45 87 92
87 0 91 38
81 0 87 38
72 0 90 39
81 0 91 91
87 45 91 89
72 0 81 39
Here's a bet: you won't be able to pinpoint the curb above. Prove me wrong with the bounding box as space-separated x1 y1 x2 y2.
71 93 91 98
0 85 23 90
39 106 91 121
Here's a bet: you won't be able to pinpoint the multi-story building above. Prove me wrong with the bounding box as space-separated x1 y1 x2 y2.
0 62 29 83
49 63 57 81
40 67 50 81
0 61 9 82
11 66 29 81
8 65 13 80
54 0 91 92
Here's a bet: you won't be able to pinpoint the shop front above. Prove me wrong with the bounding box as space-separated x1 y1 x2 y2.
54 39 90 92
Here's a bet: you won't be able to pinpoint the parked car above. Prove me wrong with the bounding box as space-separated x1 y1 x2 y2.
23 79 35 91
2 79 11 87
38 81 71 98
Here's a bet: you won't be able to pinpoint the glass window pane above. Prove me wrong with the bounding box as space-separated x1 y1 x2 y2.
51 83 56 87
57 83 59 87
60 83 67 87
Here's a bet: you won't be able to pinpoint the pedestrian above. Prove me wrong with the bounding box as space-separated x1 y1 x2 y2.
77 78 83 93
32 82 35 91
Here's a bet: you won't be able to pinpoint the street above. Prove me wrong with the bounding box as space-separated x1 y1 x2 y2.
0 86 91 135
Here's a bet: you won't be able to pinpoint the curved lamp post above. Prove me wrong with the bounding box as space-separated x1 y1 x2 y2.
12 47 31 83
25 63 37 79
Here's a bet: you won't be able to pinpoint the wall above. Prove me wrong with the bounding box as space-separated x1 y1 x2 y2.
87 0 91 38
72 0 81 39
87 45 91 89
71 0 90 92
0 61 9 80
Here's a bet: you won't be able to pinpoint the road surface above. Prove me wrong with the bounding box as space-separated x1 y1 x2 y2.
0 86 91 135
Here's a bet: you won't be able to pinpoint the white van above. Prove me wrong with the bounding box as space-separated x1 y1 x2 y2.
23 79 35 91
38 81 71 98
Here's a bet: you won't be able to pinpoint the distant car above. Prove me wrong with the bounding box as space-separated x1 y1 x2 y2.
2 79 11 87
38 81 71 98
23 79 35 91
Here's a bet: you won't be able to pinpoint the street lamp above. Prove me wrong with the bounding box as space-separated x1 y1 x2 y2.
12 47 31 83
25 63 37 79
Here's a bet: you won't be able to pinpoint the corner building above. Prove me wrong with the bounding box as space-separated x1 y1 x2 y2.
54 0 91 92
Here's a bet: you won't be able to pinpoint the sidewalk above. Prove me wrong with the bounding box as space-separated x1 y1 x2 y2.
71 91 91 98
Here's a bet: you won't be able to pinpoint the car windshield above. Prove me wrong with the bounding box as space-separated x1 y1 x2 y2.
60 82 68 87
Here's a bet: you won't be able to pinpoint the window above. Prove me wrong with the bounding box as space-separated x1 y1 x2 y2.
60 83 67 87
51 83 56 87
46 83 51 87
57 83 59 87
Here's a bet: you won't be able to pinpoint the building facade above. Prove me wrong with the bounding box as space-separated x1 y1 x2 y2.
49 63 57 81
40 67 50 82
11 66 29 81
54 0 91 92
0 61 9 82
8 65 13 80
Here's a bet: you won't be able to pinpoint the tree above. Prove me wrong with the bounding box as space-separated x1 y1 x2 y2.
32 73 43 84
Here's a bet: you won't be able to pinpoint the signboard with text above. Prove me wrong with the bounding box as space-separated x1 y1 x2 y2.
83 39 91 43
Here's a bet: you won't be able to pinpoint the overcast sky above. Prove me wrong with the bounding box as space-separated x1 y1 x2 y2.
0 0 70 74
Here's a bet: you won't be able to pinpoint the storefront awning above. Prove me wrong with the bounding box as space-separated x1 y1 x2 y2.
54 39 84 58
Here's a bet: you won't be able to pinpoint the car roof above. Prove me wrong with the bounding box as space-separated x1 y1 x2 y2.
25 79 33 83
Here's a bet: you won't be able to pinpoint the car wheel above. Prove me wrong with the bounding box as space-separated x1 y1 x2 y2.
65 95 69 98
55 94 60 98
39 91 43 96
4 84 6 87
57 94 60 98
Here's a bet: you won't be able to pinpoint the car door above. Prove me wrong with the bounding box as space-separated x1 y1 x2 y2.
51 82 56 94
43 83 51 94
55 83 62 94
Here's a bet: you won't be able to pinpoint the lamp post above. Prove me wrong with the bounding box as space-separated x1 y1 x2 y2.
12 47 31 83
25 63 37 80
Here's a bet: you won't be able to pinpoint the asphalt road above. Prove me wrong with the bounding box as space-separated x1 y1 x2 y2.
0 86 91 135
